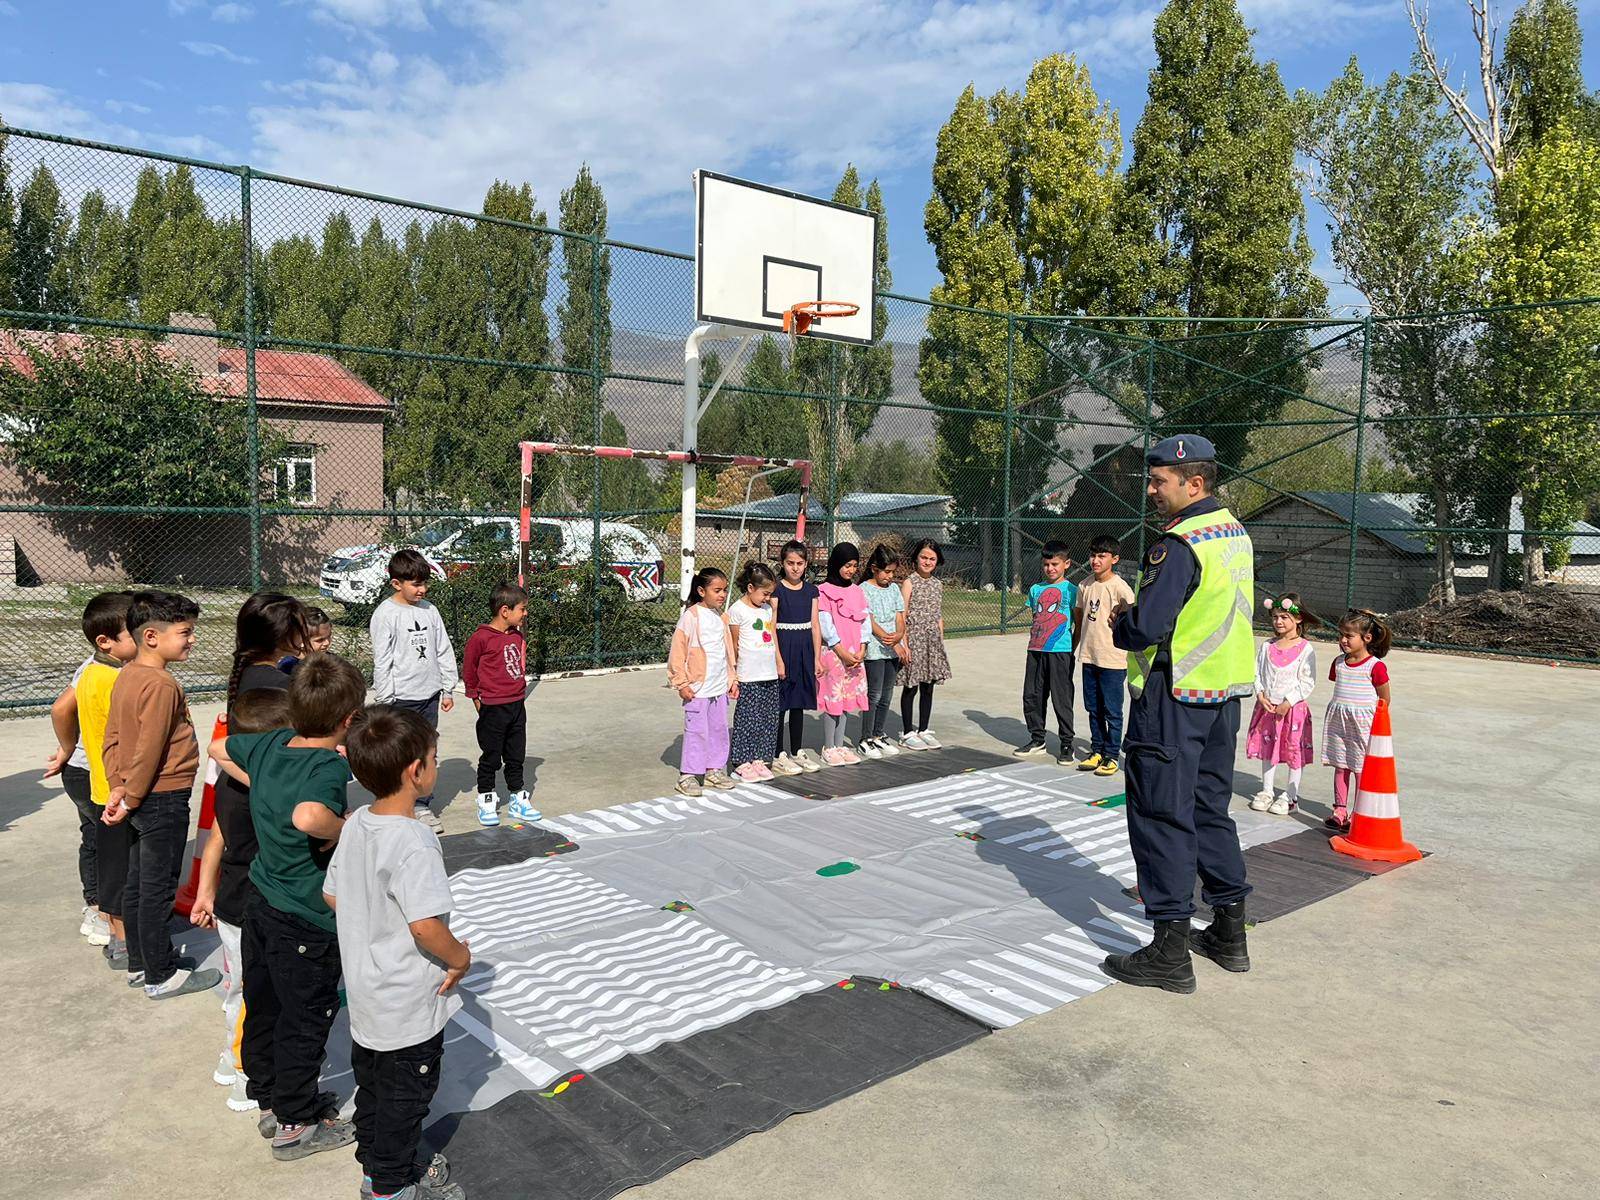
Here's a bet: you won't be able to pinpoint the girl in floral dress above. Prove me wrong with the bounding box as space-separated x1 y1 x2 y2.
898 539 953 750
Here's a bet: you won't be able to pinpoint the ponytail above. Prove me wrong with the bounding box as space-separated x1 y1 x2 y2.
684 567 728 610
1339 608 1391 659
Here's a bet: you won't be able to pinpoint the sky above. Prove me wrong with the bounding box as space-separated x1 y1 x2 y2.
2 0 1598 319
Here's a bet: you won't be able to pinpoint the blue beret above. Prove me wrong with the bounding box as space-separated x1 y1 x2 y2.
1146 434 1215 466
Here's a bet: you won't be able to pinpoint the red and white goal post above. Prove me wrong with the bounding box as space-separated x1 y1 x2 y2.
517 440 813 598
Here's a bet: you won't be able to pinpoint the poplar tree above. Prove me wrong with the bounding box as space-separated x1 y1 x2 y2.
1119 0 1326 475
920 54 1122 584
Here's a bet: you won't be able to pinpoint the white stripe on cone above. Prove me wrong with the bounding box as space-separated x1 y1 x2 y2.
1365 734 1394 760
1353 788 1401 820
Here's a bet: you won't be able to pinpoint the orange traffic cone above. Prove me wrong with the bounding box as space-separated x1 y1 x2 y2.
174 714 227 917
1331 701 1421 864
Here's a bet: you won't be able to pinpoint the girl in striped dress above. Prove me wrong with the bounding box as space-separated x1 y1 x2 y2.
1322 609 1394 831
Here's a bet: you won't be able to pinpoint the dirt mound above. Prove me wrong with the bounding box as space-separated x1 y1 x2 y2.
1388 589 1600 659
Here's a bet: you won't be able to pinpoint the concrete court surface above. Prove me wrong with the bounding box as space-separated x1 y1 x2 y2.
2 633 1596 1200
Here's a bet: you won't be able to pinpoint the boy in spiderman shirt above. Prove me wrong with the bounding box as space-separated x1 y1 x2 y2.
1015 541 1080 764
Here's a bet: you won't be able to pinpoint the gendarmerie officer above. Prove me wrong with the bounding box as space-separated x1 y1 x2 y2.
1103 435 1254 994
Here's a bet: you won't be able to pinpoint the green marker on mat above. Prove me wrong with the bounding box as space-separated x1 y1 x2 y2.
816 861 860 877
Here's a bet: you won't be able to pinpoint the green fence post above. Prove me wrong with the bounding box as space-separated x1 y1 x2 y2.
1345 317 1372 609
589 231 604 669
1137 338 1155 565
241 165 262 591
1001 315 1014 628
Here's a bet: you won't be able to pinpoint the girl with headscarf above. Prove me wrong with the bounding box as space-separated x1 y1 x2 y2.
815 542 868 765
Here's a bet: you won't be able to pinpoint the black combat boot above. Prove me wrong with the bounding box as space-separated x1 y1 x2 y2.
1101 918 1196 994
1190 900 1250 972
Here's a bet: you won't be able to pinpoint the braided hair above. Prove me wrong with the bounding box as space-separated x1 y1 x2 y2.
228 592 309 711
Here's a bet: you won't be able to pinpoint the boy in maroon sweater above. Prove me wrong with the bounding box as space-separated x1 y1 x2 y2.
463 583 536 827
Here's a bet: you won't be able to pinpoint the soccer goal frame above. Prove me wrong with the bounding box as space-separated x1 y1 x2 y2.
518 439 812 598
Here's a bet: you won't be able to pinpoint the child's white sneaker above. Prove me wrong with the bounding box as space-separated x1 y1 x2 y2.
214 1049 239 1086
858 739 883 760
79 906 111 946
476 792 501 827
226 1073 257 1113
507 791 541 822
918 729 943 749
1248 791 1273 811
794 749 825 772
770 753 804 776
1268 794 1295 817
876 737 901 757
902 732 929 751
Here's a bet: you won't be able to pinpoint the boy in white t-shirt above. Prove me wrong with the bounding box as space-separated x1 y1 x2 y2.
325 706 471 1200
1073 534 1136 777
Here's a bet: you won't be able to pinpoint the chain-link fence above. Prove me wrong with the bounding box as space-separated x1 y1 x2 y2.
3 124 1597 711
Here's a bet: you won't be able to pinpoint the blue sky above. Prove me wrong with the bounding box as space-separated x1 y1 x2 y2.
2 0 1598 317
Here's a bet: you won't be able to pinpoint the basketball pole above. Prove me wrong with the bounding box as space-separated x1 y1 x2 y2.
680 322 755 601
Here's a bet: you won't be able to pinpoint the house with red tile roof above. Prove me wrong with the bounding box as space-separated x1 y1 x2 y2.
0 314 393 587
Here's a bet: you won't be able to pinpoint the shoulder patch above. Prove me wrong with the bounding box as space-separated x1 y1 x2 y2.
1147 543 1168 565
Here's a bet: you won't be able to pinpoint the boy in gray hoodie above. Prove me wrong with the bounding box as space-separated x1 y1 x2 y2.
368 548 458 827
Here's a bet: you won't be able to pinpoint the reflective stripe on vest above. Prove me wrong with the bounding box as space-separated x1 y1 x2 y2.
1127 508 1255 704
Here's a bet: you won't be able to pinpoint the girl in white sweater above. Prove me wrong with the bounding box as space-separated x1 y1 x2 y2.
1245 593 1318 815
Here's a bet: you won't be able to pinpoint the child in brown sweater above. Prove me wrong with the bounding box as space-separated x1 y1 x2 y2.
103 590 221 999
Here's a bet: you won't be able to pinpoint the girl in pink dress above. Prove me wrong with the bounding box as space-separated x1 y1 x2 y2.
1246 592 1318 816
816 542 868 766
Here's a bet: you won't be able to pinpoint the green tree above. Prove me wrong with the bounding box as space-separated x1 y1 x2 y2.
263 233 328 341
921 54 1123 584
1119 0 1326 472
0 123 16 314
62 191 135 322
0 334 286 576
842 439 942 495
386 182 551 506
1297 60 1483 599
341 216 411 400
1484 120 1600 581
791 166 896 502
12 164 70 317
547 165 611 507
127 164 245 332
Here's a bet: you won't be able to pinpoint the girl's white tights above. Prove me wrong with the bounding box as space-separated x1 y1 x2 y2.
1262 761 1303 802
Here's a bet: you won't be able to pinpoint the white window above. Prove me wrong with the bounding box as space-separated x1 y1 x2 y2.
274 444 317 505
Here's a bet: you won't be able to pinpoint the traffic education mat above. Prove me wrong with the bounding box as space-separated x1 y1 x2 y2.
411 757 1422 1198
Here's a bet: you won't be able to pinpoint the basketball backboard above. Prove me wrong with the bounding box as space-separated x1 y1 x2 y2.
694 170 877 345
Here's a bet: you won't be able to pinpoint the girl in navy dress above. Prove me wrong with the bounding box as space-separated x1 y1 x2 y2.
772 540 822 774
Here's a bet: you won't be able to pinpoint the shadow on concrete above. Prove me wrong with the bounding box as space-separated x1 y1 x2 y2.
961 707 1085 761
0 764 62 837
955 799 1141 956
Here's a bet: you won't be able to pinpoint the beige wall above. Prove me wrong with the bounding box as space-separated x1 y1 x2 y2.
0 403 387 588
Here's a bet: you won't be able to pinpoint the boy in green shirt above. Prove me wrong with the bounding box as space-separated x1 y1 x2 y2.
210 651 365 1163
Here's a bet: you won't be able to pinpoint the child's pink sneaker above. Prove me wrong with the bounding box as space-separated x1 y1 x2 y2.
821 747 849 766
838 746 862 765
753 762 776 781
734 762 765 782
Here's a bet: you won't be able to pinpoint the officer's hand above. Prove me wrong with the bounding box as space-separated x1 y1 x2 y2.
1111 599 1131 621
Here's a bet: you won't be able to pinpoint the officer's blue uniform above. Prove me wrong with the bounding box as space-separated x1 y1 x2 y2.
1111 447 1252 923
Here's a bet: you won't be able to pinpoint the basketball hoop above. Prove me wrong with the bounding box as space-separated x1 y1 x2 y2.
782 299 861 346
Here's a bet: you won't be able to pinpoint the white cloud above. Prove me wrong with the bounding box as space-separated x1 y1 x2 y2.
182 40 258 65
305 0 430 31
0 81 232 161
0 1 20 17
199 103 234 117
105 99 154 116
247 0 1402 233
212 3 255 22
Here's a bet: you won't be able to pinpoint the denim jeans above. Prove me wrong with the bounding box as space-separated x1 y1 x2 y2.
389 694 440 804
353 1031 445 1194
61 764 98 906
862 659 898 740
122 788 193 985
241 892 343 1125
1081 664 1127 759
